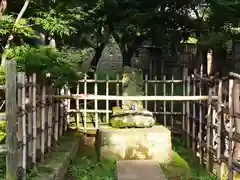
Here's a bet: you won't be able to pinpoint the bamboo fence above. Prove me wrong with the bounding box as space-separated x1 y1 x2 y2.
4 59 240 180
5 60 69 180
54 69 240 180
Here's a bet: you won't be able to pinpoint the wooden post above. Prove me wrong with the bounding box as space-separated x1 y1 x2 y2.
228 79 234 180
28 75 33 167
84 74 87 132
145 74 148 109
6 60 18 180
163 75 166 126
76 83 80 129
216 80 223 180
182 68 188 142
182 73 186 140
47 86 53 152
54 89 59 144
192 72 196 151
64 87 70 133
186 76 190 148
116 74 120 106
32 73 37 168
154 76 157 114
106 74 109 124
171 76 174 129
65 87 70 132
40 85 46 162
206 86 213 171
94 74 98 128
59 88 64 136
199 66 203 165
18 72 27 180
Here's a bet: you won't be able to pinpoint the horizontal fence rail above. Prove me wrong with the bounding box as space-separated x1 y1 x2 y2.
53 95 218 101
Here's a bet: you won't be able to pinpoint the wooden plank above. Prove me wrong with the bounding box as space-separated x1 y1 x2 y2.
117 160 167 180
6 60 18 180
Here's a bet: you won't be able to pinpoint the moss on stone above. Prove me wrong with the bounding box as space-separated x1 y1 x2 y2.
161 151 192 179
0 121 6 144
109 117 135 128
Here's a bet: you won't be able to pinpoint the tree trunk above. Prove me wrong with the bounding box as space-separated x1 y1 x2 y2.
87 25 112 79
212 46 227 77
122 36 146 67
88 43 106 78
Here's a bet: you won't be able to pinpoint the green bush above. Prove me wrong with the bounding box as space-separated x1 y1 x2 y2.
4 45 87 88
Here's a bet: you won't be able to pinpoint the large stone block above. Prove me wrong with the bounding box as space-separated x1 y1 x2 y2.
96 125 172 163
110 109 156 128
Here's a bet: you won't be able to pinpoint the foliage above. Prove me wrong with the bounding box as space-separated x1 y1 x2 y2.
0 120 6 144
161 136 218 180
4 45 87 87
0 155 5 179
67 145 116 180
0 67 5 85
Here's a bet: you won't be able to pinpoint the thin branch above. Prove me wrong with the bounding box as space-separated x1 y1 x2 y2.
1 0 31 66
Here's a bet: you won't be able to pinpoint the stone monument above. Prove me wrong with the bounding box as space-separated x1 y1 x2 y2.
96 66 172 163
110 66 155 128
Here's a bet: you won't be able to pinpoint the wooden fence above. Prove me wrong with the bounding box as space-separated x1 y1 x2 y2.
55 70 240 180
4 59 240 179
5 60 69 180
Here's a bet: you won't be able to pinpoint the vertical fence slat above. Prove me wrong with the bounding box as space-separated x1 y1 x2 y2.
216 80 223 179
94 74 98 128
64 88 69 133
20 73 27 180
40 85 46 162
171 76 174 129
59 88 64 136
17 73 23 169
106 74 109 124
182 73 186 140
76 83 80 129
6 60 18 180
84 74 87 132
66 88 70 132
116 74 120 106
145 74 148 109
198 69 203 165
54 88 59 144
47 87 53 152
206 86 213 171
228 79 234 180
154 76 157 113
32 73 37 167
163 75 166 126
192 73 196 151
186 76 190 148
28 76 33 168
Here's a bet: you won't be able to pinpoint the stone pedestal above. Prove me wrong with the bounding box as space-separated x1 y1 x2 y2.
110 109 156 128
96 125 172 163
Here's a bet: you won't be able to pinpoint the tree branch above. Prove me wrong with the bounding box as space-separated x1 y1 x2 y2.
1 0 31 66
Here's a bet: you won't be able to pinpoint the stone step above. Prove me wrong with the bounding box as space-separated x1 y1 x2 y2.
116 160 167 180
